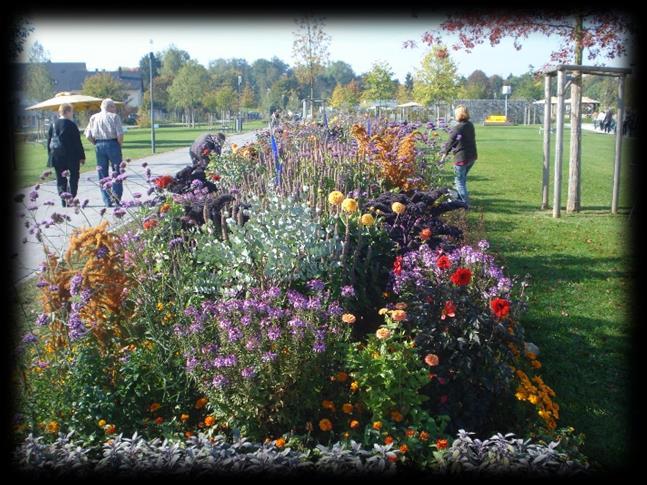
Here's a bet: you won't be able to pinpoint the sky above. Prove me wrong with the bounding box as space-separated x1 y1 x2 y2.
20 12 634 83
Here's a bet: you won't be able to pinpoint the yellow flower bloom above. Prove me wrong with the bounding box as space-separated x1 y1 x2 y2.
156 302 164 311
391 202 406 215
360 213 375 226
341 198 358 213
350 381 359 392
528 394 539 405
328 191 345 205
98 419 106 428
378 308 389 316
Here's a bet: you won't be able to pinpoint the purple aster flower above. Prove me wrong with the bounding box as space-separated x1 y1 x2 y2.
212 375 229 389
307 279 325 292
113 208 127 219
241 367 256 379
28 190 39 201
341 285 355 298
186 356 199 372
43 201 55 206
240 315 251 326
36 313 49 326
22 332 38 344
81 199 90 208
267 326 281 341
312 340 326 353
36 280 48 288
168 237 184 249
100 208 107 216
261 351 277 363
245 337 259 351
478 240 490 251
228 327 243 342
68 313 88 341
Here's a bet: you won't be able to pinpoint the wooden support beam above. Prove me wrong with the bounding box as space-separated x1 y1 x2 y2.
542 75 551 210
612 75 625 214
553 70 566 218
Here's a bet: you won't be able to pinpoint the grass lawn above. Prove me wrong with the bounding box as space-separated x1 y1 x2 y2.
13 120 267 189
439 125 634 470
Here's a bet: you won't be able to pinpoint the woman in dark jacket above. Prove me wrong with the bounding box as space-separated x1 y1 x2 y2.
47 103 85 206
440 105 478 205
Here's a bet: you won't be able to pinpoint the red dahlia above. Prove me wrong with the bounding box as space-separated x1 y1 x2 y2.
490 298 511 319
393 256 403 276
436 255 451 270
450 267 472 286
154 175 174 189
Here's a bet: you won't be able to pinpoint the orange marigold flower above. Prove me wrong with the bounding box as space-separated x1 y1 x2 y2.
419 228 433 240
160 202 171 214
343 432 350 440
184 431 194 439
204 416 216 427
98 419 106 428
149 402 161 412
436 438 449 450
390 410 404 423
424 354 440 366
350 381 359 392
319 419 333 432
195 397 208 409
342 313 356 324
342 403 353 414
336 371 349 382
399 444 409 453
384 436 394 445
372 421 383 430
143 218 158 230
349 419 360 429
321 400 335 411
531 360 542 369
275 438 286 448
394 302 408 310
405 428 416 438
419 431 430 442
46 421 60 434
180 413 190 423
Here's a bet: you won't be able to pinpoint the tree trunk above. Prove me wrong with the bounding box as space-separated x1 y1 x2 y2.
567 14 584 213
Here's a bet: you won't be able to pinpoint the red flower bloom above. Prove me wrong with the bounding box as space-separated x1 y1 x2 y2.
450 267 472 286
436 438 449 450
419 228 433 241
143 218 158 230
154 175 174 189
441 300 456 320
210 174 221 182
436 255 451 270
393 256 403 276
490 298 511 319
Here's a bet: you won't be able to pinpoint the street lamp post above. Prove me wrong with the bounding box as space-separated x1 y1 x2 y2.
149 41 156 154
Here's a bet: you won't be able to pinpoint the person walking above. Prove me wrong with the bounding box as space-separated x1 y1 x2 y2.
189 132 226 168
47 103 85 207
440 105 478 206
596 111 606 132
602 109 613 133
84 98 124 207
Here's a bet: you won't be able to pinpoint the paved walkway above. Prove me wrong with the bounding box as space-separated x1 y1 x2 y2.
11 130 260 284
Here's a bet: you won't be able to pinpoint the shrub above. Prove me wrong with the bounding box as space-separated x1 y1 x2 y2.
174 283 352 440
389 242 531 435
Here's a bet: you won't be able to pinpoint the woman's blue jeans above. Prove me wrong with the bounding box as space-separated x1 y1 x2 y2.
453 159 476 205
95 140 123 207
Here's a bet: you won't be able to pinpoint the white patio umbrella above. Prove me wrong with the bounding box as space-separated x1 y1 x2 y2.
25 92 124 112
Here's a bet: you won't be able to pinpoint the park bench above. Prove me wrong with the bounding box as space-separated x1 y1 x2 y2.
483 115 513 126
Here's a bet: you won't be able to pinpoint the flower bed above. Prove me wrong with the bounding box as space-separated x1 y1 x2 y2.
12 116 588 476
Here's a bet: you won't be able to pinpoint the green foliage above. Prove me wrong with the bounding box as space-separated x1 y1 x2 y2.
413 46 460 105
361 61 397 103
194 194 342 296
81 73 129 102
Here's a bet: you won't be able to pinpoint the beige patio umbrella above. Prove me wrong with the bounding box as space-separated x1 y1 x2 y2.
25 92 124 112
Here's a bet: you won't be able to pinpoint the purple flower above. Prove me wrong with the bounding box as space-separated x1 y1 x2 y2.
36 313 49 326
186 356 199 372
168 237 184 249
95 246 109 259
228 327 243 342
267 326 281 341
28 190 39 201
241 367 256 379
312 340 326 353
100 208 107 216
478 240 490 251
68 313 88 341
36 280 48 288
341 285 355 298
261 351 277 363
70 273 83 296
22 332 38 344
40 170 53 179
307 279 325 292
113 208 127 219
212 375 229 388
245 337 259 351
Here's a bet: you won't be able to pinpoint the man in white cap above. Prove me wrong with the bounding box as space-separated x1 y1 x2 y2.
84 98 124 207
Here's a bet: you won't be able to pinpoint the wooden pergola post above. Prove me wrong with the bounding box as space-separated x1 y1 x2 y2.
542 75 552 210
612 75 625 214
553 69 566 218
